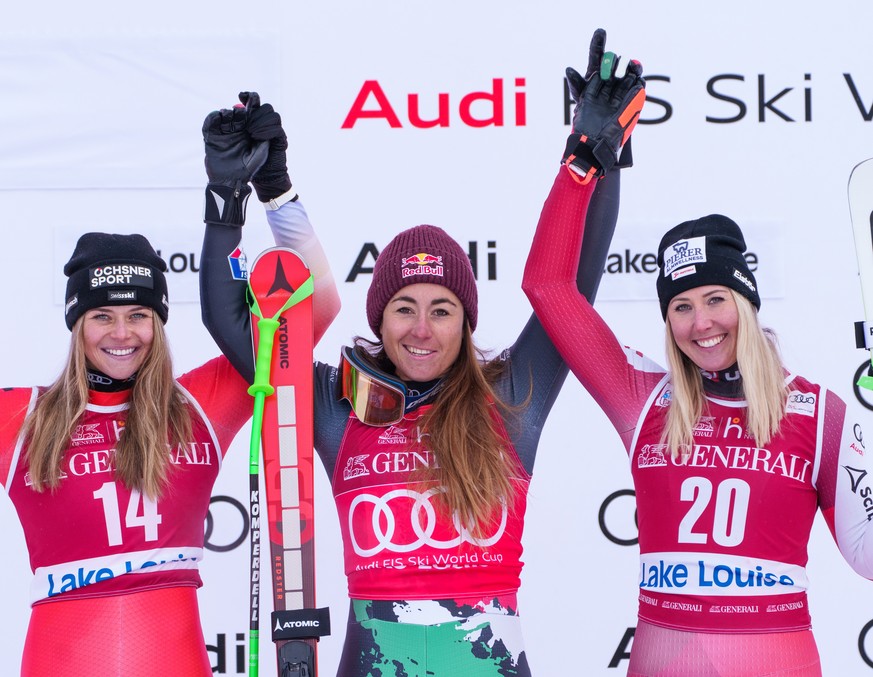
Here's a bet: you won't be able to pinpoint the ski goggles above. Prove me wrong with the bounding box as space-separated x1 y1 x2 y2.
340 345 407 427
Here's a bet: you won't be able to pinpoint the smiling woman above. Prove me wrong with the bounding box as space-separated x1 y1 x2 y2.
0 232 253 675
82 306 156 380
380 283 465 382
0 182 341 676
0 76 347 674
199 32 642 671
523 155 873 675
665 286 739 372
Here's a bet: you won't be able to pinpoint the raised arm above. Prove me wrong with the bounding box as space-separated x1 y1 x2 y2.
525 28 644 312
522 32 663 443
501 32 641 471
199 93 341 382
243 92 341 340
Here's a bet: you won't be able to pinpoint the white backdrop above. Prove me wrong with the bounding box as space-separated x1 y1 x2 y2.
2 1 873 675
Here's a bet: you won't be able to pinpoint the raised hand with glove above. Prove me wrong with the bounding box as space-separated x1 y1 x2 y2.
238 91 299 210
200 91 341 354
202 96 269 226
563 28 646 185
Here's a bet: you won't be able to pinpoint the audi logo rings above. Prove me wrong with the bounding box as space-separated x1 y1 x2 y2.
348 487 508 556
204 495 249 553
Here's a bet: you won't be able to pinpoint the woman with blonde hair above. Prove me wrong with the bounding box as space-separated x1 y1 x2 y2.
523 124 873 675
1 93 339 675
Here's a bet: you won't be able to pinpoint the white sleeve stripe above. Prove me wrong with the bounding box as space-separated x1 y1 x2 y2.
627 373 672 472
7 387 39 491
175 383 223 472
810 387 826 488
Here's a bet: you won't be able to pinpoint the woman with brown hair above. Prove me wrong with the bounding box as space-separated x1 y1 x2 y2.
201 32 644 675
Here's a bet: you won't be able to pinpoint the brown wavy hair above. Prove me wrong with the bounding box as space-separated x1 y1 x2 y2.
356 322 522 537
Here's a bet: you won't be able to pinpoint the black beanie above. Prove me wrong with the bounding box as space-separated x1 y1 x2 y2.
656 214 760 320
64 233 169 330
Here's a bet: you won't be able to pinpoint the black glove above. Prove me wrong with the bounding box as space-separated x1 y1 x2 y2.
563 28 645 184
202 98 269 226
238 91 296 204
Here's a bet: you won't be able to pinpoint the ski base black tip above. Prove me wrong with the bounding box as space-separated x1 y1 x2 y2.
279 640 316 677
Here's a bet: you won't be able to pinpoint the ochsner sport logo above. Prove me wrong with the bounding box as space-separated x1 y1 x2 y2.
89 263 155 289
662 236 707 279
401 252 444 279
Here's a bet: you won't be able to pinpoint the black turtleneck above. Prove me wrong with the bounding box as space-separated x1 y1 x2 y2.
404 378 442 409
699 363 744 399
87 368 136 393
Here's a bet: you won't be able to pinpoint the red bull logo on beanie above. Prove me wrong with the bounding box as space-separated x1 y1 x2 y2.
662 236 706 278
400 252 444 279
89 264 155 289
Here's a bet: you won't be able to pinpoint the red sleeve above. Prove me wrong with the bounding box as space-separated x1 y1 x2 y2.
522 169 667 446
178 356 251 456
0 387 37 489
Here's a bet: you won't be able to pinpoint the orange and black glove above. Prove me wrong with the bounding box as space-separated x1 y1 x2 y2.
563 28 646 184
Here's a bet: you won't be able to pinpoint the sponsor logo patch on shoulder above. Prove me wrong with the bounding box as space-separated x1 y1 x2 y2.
228 246 248 281
656 384 673 408
786 390 816 417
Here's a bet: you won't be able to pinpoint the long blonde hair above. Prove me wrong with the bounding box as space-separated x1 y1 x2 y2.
22 316 193 499
663 290 787 456
358 324 520 537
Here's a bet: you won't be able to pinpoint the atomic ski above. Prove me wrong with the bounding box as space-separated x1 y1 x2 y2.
849 158 873 389
247 247 330 677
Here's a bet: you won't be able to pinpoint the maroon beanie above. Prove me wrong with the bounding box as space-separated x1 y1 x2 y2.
366 225 478 337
